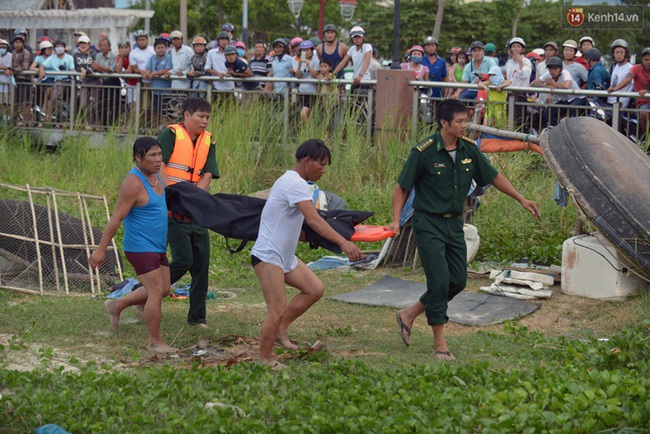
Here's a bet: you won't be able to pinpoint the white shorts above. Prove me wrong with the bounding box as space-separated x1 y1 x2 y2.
125 84 138 104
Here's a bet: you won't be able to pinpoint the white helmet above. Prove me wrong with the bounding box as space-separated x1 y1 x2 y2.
39 40 54 50
350 26 365 38
508 37 526 48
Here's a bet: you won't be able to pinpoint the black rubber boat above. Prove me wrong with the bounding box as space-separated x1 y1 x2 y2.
539 117 650 282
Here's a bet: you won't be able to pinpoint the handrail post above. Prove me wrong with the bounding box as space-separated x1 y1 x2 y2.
134 80 141 133
507 93 515 131
283 84 289 146
612 100 620 132
366 86 374 143
69 77 76 131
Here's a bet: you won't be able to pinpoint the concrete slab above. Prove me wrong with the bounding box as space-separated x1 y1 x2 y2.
328 275 541 326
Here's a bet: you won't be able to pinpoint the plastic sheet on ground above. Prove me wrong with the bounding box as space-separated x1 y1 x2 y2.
328 275 541 326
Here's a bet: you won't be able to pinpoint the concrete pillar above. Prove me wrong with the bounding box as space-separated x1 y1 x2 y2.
375 69 413 145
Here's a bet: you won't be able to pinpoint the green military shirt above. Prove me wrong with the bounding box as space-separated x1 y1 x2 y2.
157 127 220 179
397 132 498 215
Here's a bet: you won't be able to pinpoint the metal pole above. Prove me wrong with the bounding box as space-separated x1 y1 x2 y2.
135 81 141 133
507 94 515 131
69 79 76 131
180 0 188 41
366 87 373 143
318 0 327 41
145 0 151 36
412 87 419 139
283 85 290 146
467 123 539 143
391 0 400 69
612 100 620 132
242 0 249 47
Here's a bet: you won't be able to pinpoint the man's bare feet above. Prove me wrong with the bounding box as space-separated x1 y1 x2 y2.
104 300 121 332
260 359 288 370
433 350 456 361
133 305 145 322
276 334 299 350
147 342 178 354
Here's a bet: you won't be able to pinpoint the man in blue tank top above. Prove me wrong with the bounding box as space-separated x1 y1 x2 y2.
89 137 176 354
316 24 348 80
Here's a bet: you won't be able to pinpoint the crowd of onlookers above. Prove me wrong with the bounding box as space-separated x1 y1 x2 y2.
1 23 649 134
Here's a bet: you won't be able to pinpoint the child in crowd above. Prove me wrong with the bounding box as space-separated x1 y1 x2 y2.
145 38 172 128
478 65 507 127
317 58 333 93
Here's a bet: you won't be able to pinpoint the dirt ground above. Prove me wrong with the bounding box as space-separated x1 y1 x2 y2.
0 276 646 373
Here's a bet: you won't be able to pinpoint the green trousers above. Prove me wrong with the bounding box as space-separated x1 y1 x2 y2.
413 211 467 325
167 217 211 324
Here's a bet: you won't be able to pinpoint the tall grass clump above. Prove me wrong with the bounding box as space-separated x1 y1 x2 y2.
472 152 577 264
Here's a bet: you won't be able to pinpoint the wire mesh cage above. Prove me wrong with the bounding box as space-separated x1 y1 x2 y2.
0 182 123 295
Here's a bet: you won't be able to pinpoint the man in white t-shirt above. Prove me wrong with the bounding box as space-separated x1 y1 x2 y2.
205 32 233 92
129 30 156 83
606 39 634 109
251 139 361 369
530 56 580 126
169 30 194 90
332 26 371 94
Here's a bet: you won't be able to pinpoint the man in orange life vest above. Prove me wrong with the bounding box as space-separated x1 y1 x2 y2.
157 97 219 327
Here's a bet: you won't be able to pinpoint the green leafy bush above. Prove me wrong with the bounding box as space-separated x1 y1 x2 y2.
2 323 649 432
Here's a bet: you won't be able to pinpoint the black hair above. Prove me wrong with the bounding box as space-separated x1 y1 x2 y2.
436 99 468 128
255 40 266 47
133 137 161 161
295 139 331 165
182 97 212 115
320 58 332 67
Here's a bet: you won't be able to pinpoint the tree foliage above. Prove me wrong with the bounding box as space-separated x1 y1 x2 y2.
130 0 383 46
129 0 649 59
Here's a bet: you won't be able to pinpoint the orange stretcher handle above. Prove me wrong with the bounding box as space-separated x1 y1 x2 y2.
350 225 395 242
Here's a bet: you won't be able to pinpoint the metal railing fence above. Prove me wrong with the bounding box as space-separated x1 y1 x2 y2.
3 71 647 147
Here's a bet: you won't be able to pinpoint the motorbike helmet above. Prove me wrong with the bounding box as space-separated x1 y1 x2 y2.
562 39 578 50
584 47 601 61
546 56 563 68
350 26 365 38
299 40 314 50
579 36 594 48
323 24 337 34
423 36 438 46
133 29 148 39
508 37 526 49
611 39 629 55
221 23 235 32
290 37 303 48
272 38 287 48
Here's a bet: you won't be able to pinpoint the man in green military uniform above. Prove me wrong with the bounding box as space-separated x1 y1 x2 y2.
157 97 220 328
389 98 539 360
